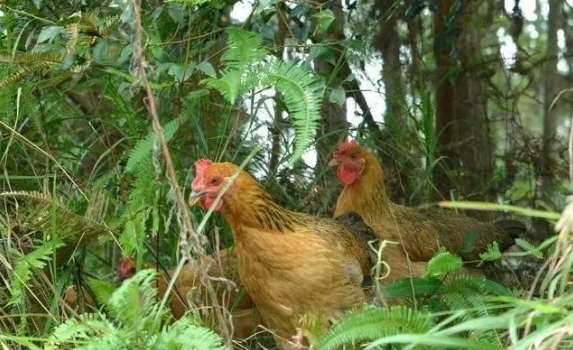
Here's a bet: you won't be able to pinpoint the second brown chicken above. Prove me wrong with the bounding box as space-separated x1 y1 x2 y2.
329 139 525 262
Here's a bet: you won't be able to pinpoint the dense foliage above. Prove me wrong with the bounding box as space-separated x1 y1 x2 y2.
1 0 572 349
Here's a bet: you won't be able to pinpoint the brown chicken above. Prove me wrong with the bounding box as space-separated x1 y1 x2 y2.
116 249 261 339
188 159 377 349
329 139 525 262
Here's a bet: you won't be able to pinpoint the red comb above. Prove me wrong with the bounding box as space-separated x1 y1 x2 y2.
334 139 358 156
191 159 213 189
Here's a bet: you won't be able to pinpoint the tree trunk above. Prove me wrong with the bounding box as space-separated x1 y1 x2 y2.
269 4 288 172
433 0 494 201
433 0 457 199
313 0 349 214
374 0 407 136
540 0 562 199
454 0 494 200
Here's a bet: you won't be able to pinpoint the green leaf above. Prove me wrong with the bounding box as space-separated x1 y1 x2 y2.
93 40 109 64
308 45 336 66
118 44 133 65
515 238 544 259
222 28 267 67
480 241 502 262
425 250 463 277
90 278 115 306
37 26 65 44
365 334 504 350
381 277 440 298
167 2 186 23
197 61 216 77
461 229 478 253
125 114 190 173
314 9 335 35
318 305 434 350
169 63 196 82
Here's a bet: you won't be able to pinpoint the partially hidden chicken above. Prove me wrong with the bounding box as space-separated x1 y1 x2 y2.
329 139 526 262
188 159 377 349
116 249 261 339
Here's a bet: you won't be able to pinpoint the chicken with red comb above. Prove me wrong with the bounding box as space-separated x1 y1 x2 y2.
189 159 381 349
330 139 524 262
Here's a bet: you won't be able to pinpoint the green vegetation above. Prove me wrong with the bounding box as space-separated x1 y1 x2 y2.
1 0 572 349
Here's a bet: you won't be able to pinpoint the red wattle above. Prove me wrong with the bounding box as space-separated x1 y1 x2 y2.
337 166 357 185
202 195 223 212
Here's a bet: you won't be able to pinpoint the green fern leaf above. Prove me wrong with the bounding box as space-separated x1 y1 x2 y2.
264 60 325 164
425 249 463 277
222 28 267 67
107 269 164 332
89 278 115 307
479 241 502 262
203 69 243 104
438 275 512 319
201 28 324 164
515 238 544 259
125 114 190 173
154 319 230 350
8 238 65 307
317 305 434 350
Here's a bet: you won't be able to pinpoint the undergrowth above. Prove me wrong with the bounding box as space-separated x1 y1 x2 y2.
0 0 570 349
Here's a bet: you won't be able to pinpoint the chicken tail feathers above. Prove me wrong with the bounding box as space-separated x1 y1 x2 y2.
334 211 379 243
494 219 527 253
495 219 527 239
335 211 380 282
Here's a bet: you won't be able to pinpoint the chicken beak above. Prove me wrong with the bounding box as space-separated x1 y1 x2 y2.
328 158 341 168
188 189 207 207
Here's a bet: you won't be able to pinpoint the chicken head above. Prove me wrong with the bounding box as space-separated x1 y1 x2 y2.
189 159 237 211
328 139 367 185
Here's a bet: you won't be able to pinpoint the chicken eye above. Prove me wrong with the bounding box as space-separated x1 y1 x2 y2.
350 153 357 159
210 177 221 185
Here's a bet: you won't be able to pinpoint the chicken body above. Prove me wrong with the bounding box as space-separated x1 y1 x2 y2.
190 160 374 348
117 249 260 339
331 140 523 262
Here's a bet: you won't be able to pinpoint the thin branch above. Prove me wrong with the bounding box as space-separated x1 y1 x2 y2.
129 0 231 341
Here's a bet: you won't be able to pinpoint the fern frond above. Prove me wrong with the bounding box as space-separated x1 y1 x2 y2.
45 313 119 350
202 69 244 104
8 238 64 307
0 51 64 65
480 241 502 262
119 211 148 256
96 15 120 34
0 191 112 239
317 305 434 350
154 319 230 350
107 269 164 332
263 60 325 164
440 275 512 297
125 114 190 173
201 29 324 163
89 278 115 307
438 275 512 318
515 238 544 259
222 28 267 67
0 62 55 87
0 190 114 263
66 23 80 52
425 249 463 277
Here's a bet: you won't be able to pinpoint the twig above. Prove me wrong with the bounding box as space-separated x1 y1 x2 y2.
129 0 231 341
